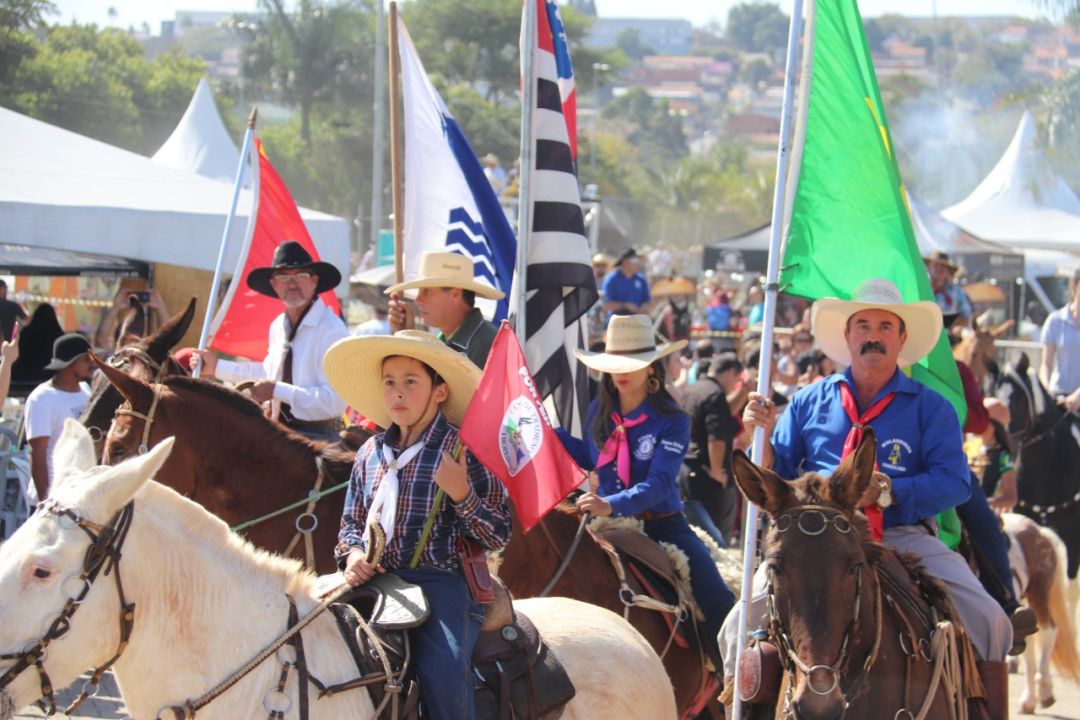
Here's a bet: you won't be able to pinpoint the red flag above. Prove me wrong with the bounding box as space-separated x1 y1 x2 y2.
210 139 341 359
460 324 586 532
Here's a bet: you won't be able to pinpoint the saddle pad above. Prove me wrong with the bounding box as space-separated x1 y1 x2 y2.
593 526 679 587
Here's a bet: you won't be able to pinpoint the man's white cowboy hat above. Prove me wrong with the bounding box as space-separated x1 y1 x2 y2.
811 278 942 368
574 314 687 375
323 330 480 428
384 251 505 300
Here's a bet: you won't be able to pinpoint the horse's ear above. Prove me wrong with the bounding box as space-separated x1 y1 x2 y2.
990 319 1014 338
144 298 196 362
52 419 98 482
91 353 154 409
731 449 791 514
1016 352 1030 376
827 426 877 509
90 437 176 514
113 296 145 351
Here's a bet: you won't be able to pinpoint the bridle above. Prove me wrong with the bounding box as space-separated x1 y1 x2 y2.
113 382 163 457
0 498 135 716
765 504 883 716
86 348 177 450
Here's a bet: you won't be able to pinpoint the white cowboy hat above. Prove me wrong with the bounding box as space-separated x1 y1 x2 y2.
384 251 505 300
323 330 480 428
574 314 687 374
811 278 942 368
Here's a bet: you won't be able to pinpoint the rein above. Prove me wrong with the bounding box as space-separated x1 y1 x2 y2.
0 499 135 717
536 511 591 598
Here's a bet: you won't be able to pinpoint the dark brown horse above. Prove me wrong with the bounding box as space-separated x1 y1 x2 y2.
729 429 978 719
81 299 197 457
93 359 356 574
498 503 719 718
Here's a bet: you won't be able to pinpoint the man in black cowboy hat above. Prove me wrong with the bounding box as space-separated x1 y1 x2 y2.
25 333 96 500
194 241 349 440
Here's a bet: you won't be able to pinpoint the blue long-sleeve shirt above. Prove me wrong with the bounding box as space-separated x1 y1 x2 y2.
771 367 970 528
557 398 689 517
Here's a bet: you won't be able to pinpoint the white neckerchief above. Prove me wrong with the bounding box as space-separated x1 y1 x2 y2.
367 438 426 542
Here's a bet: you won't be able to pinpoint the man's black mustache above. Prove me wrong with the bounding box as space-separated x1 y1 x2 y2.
860 341 887 355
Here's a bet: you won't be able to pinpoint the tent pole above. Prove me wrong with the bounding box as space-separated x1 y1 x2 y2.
194 107 257 379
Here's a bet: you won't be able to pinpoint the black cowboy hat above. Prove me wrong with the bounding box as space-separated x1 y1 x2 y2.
615 247 639 266
44 333 99 371
246 241 342 298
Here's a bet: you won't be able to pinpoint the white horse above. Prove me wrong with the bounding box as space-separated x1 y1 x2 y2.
1003 512 1080 714
0 422 676 720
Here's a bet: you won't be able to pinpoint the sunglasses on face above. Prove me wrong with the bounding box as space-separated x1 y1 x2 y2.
795 336 812 343
271 271 314 283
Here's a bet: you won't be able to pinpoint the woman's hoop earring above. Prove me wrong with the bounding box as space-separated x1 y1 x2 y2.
647 376 661 394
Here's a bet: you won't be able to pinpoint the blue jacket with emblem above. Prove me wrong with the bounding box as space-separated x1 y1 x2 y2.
557 397 689 517
771 367 970 528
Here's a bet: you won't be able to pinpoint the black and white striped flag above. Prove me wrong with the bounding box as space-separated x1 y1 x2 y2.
514 0 598 436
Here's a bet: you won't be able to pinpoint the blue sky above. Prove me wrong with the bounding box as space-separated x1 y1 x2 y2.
53 0 1052 34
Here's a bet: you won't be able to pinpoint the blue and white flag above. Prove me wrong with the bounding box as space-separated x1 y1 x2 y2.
399 16 515 322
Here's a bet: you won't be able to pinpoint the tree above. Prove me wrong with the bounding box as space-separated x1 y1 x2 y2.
725 2 789 53
740 57 771 88
0 0 55 93
602 87 688 167
614 28 654 60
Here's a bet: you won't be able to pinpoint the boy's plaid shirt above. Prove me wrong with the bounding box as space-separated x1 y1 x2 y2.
336 411 511 569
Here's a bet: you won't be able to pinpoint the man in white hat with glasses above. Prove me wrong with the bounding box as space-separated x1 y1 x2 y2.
726 278 1012 715
386 251 505 369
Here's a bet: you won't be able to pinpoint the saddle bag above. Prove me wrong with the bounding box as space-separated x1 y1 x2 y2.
473 611 576 720
457 538 495 605
737 634 782 705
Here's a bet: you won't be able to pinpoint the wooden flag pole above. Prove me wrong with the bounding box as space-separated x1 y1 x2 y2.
388 1 405 286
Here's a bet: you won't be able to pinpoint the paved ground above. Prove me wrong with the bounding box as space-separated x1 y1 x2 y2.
10 664 1080 718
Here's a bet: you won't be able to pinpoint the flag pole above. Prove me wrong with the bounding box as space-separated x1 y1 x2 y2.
370 0 387 254
514 0 537 345
388 1 405 286
193 106 257 379
731 0 805 716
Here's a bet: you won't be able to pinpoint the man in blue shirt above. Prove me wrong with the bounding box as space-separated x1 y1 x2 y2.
601 247 651 324
721 279 1012 709
925 251 972 329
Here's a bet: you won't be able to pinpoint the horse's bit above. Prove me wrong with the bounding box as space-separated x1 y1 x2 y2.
765 504 884 714
0 499 135 716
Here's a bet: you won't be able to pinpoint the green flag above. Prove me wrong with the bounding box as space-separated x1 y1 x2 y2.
781 0 966 423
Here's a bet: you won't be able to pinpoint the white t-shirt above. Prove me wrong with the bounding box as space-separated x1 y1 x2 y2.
25 381 92 491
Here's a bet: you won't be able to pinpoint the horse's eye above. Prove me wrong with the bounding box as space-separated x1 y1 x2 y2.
849 562 863 576
33 568 50 580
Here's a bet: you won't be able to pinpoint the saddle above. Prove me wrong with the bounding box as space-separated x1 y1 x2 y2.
330 574 575 719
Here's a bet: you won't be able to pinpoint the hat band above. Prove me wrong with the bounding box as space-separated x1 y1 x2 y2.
605 344 658 356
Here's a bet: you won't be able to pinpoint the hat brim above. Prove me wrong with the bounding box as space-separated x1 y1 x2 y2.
574 339 687 375
247 262 343 298
811 297 942 367
323 331 481 428
384 276 505 300
44 348 101 371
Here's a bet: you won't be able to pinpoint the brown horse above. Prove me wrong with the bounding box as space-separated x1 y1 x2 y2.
951 317 1012 394
498 503 720 718
93 359 355 574
730 429 979 718
1003 512 1080 713
81 299 196 457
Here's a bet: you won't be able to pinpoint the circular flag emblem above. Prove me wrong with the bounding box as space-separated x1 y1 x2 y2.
499 396 544 477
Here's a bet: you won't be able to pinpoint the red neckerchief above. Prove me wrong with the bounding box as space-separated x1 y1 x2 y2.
596 411 649 489
839 382 895 541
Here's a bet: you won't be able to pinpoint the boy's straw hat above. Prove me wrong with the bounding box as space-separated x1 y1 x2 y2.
323 330 480 427
574 314 687 375
384 251 505 300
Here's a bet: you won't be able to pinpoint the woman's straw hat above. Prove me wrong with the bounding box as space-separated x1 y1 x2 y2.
811 278 942 368
384 251 505 300
574 314 687 374
323 330 481 428
651 276 696 298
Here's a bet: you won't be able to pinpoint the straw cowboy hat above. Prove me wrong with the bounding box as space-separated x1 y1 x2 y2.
651 276 696 298
923 250 961 274
323 330 480 428
574 314 687 375
811 278 943 368
384 251 505 300
246 241 342 298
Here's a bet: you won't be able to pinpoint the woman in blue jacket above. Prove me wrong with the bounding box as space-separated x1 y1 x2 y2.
558 314 735 663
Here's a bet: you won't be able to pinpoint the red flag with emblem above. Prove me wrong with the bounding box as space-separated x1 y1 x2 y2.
459 323 586 532
209 139 341 360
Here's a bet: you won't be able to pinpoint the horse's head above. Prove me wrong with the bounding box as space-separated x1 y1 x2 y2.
732 429 878 719
81 299 196 459
0 421 173 719
953 317 1010 390
996 352 1060 441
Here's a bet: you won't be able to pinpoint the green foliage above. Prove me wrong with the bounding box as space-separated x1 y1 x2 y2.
0 0 55 30
740 57 771 88
2 23 204 153
602 87 688 166
442 82 519 165
725 2 789 53
614 28 653 60
951 42 1026 107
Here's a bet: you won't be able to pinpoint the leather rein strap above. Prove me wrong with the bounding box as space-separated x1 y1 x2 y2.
114 382 163 456
0 499 135 717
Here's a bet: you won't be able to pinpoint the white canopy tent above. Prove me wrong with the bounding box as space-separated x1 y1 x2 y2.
0 107 349 296
942 111 1080 253
152 77 243 183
